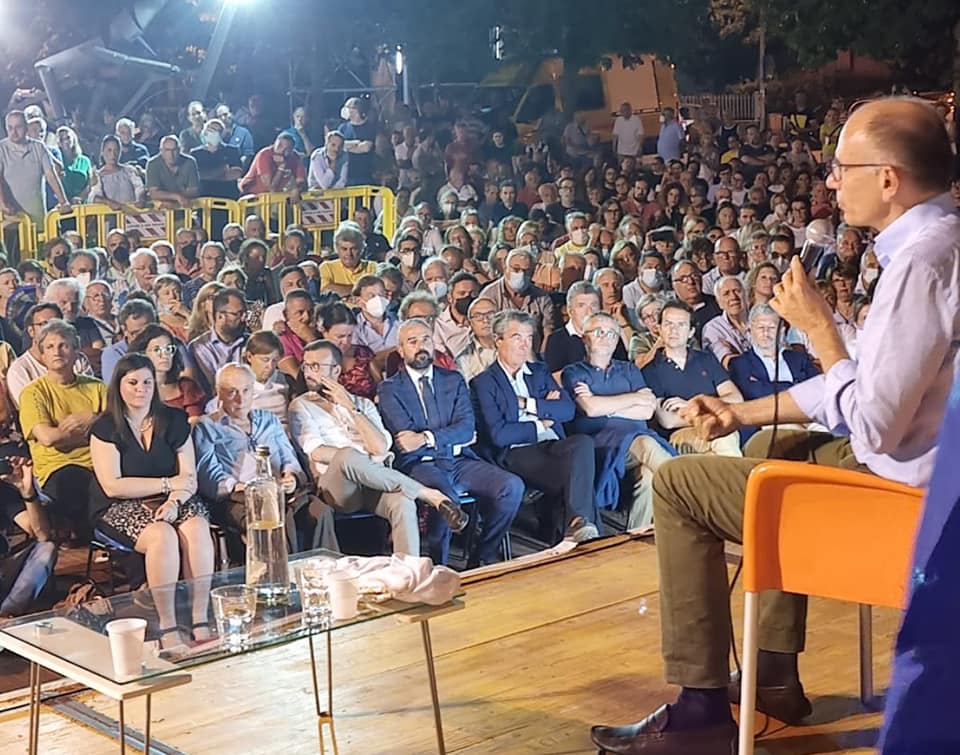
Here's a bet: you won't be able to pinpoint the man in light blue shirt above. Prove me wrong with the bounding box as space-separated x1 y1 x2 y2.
591 97 960 755
194 363 337 552
188 288 248 394
656 107 685 163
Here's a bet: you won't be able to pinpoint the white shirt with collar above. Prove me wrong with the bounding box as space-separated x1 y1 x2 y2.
754 347 794 383
288 392 392 478
497 359 558 446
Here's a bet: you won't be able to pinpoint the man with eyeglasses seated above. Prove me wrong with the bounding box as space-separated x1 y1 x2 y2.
640 301 744 456
189 287 249 394
473 311 600 543
561 312 675 529
289 339 454 557
545 281 628 379
669 260 720 348
194 363 337 552
456 297 499 384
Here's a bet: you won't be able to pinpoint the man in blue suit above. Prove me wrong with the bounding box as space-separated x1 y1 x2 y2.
378 318 524 565
472 311 600 544
880 376 960 753
728 303 821 401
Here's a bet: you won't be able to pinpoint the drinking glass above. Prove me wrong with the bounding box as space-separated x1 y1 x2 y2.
296 558 336 627
211 585 257 650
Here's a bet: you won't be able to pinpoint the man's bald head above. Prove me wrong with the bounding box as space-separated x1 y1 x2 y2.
844 98 953 192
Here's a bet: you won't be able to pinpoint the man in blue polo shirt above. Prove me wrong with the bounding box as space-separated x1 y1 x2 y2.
641 301 743 455
561 312 675 528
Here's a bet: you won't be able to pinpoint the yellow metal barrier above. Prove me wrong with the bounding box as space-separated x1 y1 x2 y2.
237 185 396 251
0 212 43 259
13 186 395 257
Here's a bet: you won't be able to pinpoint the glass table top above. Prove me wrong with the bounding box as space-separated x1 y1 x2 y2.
0 549 444 685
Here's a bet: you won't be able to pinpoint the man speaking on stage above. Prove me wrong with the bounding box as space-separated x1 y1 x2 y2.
590 97 960 754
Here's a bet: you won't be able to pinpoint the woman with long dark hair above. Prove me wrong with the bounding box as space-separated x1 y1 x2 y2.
89 353 213 644
129 324 208 418
318 302 380 399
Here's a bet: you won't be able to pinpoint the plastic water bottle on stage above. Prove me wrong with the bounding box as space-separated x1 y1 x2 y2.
245 446 290 605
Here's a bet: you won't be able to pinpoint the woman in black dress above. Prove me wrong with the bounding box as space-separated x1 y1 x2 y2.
90 353 213 644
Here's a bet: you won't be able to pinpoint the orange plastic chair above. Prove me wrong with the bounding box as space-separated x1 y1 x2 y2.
737 461 924 755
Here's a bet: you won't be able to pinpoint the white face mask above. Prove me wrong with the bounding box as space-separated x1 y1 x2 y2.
204 131 222 147
428 280 448 299
641 269 663 290
506 271 529 292
364 294 388 319
771 257 790 274
75 272 92 288
399 251 417 269
862 267 879 284
340 105 351 120
157 263 174 275
627 234 642 247
570 228 589 246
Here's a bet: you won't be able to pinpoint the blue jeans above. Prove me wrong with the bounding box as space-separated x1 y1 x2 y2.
406 457 524 565
1 541 58 616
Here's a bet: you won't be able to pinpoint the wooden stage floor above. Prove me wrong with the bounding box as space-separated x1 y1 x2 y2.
0 537 898 754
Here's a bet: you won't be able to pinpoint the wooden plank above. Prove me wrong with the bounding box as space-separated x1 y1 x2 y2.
0 539 897 754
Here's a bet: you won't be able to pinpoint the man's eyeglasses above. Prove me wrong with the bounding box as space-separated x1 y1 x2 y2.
219 309 245 319
673 274 698 285
828 159 889 181
470 312 494 322
303 362 337 372
150 344 177 356
588 328 619 340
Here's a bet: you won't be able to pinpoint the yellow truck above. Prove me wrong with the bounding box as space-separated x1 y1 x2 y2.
479 53 679 143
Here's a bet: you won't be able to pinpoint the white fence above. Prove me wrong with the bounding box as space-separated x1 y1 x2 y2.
679 92 760 123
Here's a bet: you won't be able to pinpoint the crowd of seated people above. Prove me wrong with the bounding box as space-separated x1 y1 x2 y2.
3 87 950 619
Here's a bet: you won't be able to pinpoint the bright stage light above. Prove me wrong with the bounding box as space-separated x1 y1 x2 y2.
395 46 404 75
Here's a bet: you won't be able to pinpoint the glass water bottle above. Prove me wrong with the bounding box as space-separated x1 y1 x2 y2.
244 446 290 605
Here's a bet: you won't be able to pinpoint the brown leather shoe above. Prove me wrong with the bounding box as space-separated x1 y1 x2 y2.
590 705 736 754
728 670 813 725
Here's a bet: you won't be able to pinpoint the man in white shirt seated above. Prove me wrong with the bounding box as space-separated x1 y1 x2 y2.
7 303 93 408
288 339 454 557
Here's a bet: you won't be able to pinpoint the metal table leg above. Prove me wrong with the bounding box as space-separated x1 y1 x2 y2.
144 694 152 754
308 630 338 755
28 662 41 755
119 699 126 754
420 620 446 755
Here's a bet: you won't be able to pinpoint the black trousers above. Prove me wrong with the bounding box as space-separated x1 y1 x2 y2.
42 465 96 538
501 435 598 535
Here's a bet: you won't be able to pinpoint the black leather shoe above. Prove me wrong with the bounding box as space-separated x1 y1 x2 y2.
590 705 736 754
436 498 469 533
728 670 813 725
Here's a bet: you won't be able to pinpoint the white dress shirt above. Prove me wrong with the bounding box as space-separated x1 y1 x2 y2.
497 359 558 446
288 393 392 478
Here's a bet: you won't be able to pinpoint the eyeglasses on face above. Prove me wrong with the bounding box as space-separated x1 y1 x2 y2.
302 362 337 372
150 344 177 356
588 328 619 340
828 158 889 181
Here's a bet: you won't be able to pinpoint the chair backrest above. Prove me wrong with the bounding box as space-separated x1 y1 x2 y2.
742 461 924 609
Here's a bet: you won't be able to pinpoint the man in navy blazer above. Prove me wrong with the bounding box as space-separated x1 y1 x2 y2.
378 318 524 565
472 311 600 543
728 303 821 401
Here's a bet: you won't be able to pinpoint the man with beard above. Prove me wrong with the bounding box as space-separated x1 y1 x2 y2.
189 287 249 393
378 319 523 565
288 339 455 557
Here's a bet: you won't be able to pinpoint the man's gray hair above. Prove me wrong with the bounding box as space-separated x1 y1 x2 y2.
398 290 438 321
67 249 99 274
397 317 434 340
583 311 620 333
670 259 698 281
333 221 364 248
43 277 83 302
36 319 80 350
566 281 600 309
592 267 623 286
491 309 535 338
130 248 159 270
748 302 780 325
713 274 745 300
713 235 740 253
215 362 255 389
505 247 535 268
420 255 449 278
115 117 135 133
564 211 589 232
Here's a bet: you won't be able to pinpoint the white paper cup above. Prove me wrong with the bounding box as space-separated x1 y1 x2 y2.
106 618 148 678
327 571 359 620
